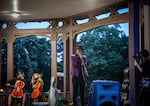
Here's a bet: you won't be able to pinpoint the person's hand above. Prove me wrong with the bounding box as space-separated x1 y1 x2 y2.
79 54 83 60
77 50 83 59
5 83 10 87
134 60 138 66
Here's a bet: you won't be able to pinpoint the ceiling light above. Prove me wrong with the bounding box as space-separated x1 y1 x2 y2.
11 13 20 18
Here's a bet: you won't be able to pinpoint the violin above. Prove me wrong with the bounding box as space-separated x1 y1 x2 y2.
31 80 43 99
11 80 25 98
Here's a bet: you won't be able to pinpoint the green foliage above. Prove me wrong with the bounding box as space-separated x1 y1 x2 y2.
57 39 64 72
13 35 51 91
1 39 7 85
77 25 128 87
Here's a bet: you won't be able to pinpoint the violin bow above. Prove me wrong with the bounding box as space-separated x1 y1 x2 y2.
23 48 34 74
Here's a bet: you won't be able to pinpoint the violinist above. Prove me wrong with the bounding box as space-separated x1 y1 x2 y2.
134 50 150 106
31 73 44 100
5 71 28 106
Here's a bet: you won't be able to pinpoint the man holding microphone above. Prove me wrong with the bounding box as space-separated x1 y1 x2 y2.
71 45 89 106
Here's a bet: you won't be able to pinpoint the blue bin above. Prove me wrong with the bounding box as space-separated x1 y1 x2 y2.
88 80 121 106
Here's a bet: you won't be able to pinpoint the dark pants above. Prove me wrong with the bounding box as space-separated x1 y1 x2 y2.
139 87 150 106
12 97 22 106
72 76 85 106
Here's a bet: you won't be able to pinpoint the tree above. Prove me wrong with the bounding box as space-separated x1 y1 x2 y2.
14 35 51 91
57 38 64 72
1 35 64 91
77 25 128 86
1 39 7 86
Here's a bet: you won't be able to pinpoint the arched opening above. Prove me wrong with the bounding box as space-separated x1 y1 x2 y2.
13 35 51 92
75 22 129 105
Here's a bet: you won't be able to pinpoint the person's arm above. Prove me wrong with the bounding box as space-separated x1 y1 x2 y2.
82 55 89 77
80 55 87 66
5 79 15 88
134 59 143 73
83 55 87 65
5 83 11 87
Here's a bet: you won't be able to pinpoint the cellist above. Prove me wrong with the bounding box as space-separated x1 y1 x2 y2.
31 73 44 100
5 71 29 106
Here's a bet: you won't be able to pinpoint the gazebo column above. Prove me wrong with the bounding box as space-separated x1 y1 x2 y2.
144 1 150 50
50 34 58 86
6 35 15 81
49 20 58 87
129 0 140 106
61 34 70 99
68 17 78 100
69 32 76 100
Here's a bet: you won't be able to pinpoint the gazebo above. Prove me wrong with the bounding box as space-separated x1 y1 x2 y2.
0 0 150 106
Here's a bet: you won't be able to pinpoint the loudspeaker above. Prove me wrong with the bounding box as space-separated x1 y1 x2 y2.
88 80 120 106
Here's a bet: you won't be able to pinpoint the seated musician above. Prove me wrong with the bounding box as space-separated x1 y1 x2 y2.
31 73 44 101
5 71 28 106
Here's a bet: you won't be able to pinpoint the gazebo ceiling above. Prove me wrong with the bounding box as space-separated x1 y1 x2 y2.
0 0 125 21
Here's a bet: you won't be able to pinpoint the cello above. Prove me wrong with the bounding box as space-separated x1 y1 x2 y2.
31 73 43 99
11 80 25 98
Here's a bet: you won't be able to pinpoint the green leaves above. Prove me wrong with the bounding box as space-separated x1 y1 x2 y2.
14 36 51 91
77 25 128 85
